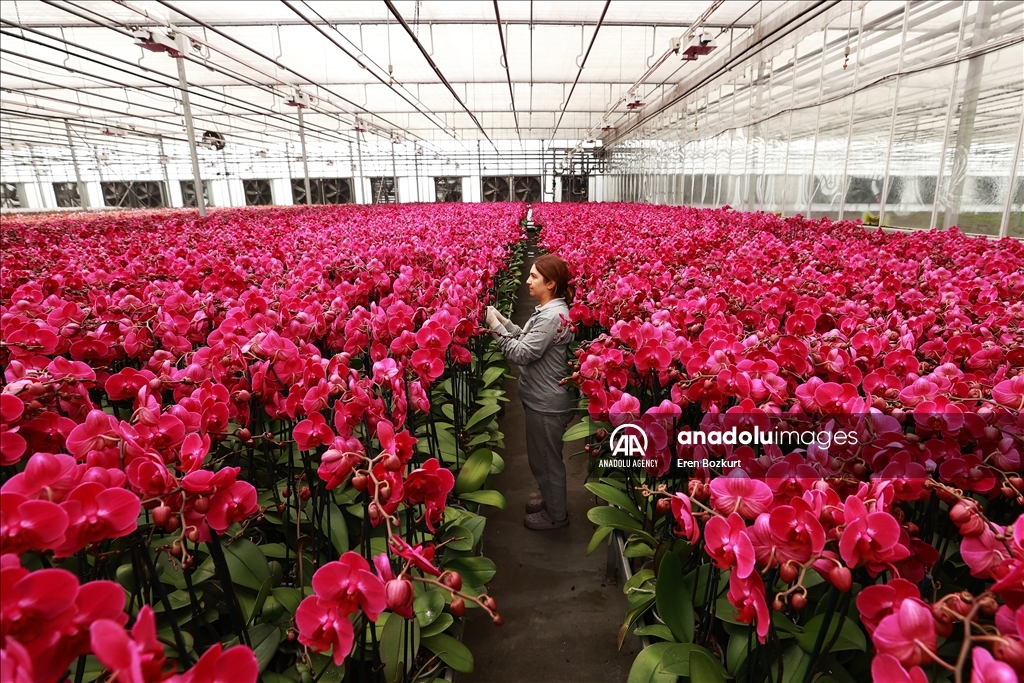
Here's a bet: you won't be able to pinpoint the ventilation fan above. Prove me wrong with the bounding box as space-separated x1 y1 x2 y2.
434 177 462 203
132 182 164 208
291 178 315 205
101 181 165 208
53 182 82 208
481 176 510 202
322 178 352 204
201 131 226 151
101 181 132 207
1 182 21 208
243 179 273 205
181 180 210 208
369 177 396 204
560 175 589 203
513 176 543 202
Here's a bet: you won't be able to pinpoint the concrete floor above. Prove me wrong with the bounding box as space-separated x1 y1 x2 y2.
460 237 639 683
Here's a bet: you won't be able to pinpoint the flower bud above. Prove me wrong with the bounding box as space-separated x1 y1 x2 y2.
829 566 852 593
441 571 463 592
779 563 798 584
993 638 1024 673
237 428 251 442
449 597 466 617
790 593 807 611
152 505 173 529
192 496 210 514
385 579 414 619
384 454 402 471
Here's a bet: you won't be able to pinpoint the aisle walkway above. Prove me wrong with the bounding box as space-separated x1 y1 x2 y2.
460 236 639 683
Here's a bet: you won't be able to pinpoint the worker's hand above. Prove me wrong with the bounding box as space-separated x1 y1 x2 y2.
485 306 506 331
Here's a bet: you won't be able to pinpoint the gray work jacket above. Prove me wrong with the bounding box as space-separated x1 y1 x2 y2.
494 298 576 414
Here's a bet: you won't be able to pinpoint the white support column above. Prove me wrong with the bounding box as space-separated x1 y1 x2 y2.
878 2 911 228
176 56 206 217
999 107 1024 239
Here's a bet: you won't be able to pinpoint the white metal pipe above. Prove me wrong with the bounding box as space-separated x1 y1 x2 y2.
176 56 206 217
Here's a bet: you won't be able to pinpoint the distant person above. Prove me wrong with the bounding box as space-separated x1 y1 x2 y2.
485 254 576 530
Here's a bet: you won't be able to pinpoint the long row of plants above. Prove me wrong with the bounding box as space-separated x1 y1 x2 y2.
532 203 1024 683
1 204 527 683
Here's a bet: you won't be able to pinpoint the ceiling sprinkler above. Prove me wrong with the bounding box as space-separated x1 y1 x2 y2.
676 32 717 61
132 28 187 58
286 90 312 108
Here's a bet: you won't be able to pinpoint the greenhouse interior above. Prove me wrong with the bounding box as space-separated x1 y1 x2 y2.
1 1 1023 683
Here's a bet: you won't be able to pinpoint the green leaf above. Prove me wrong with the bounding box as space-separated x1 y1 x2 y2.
623 541 655 558
248 577 272 626
465 404 502 432
414 589 447 628
420 613 454 638
656 552 694 644
687 649 728 683
444 556 497 587
727 628 754 675
657 644 726 678
380 610 420 683
624 569 655 594
272 587 302 615
625 643 677 683
585 482 642 519
796 614 866 653
222 538 271 591
619 595 656 649
457 490 506 509
563 417 610 442
586 525 615 556
439 525 475 552
489 452 505 474
634 624 676 642
587 505 641 532
421 633 474 673
459 515 487 546
773 643 810 683
454 448 493 495
482 366 505 387
316 502 350 556
248 623 281 673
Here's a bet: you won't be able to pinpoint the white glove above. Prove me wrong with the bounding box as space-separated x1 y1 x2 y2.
485 306 506 331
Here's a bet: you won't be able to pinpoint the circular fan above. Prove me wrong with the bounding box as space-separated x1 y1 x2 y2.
244 179 273 205
133 182 163 208
513 176 542 202
482 176 510 202
323 178 351 204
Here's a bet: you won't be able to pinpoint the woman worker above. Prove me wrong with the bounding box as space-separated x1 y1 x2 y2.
485 254 576 530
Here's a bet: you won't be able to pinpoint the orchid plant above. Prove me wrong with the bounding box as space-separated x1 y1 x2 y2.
1 204 527 682
533 203 1023 683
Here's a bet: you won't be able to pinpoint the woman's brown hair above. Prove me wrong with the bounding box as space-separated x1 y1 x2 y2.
532 254 575 303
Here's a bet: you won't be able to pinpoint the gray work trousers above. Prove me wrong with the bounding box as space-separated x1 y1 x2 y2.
523 405 575 522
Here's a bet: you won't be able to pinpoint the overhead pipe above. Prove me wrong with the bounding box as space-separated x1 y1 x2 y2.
282 0 461 143
382 0 500 154
549 0 611 141
146 0 421 142
493 0 521 142
0 19 364 148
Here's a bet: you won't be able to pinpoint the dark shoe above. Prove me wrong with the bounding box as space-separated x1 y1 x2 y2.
524 510 569 530
525 498 545 514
